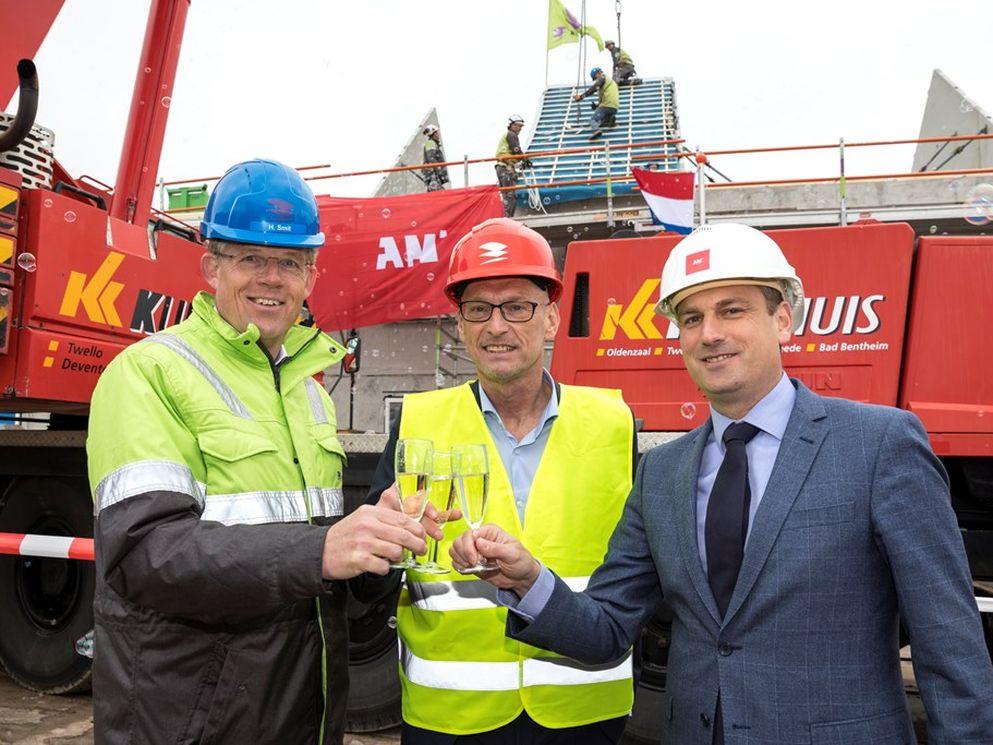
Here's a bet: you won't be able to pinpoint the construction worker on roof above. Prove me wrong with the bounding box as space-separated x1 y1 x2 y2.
494 115 530 217
422 124 449 192
574 68 619 132
87 158 440 745
604 41 641 86
368 218 637 745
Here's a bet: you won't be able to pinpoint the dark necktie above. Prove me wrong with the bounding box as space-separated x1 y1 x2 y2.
706 421 761 619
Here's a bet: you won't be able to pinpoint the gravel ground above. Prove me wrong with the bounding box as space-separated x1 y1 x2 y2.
0 672 401 745
0 662 926 745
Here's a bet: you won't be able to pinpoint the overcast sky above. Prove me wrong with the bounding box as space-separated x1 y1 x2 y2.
12 0 991 200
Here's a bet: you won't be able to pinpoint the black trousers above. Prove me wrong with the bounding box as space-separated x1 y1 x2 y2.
401 711 628 745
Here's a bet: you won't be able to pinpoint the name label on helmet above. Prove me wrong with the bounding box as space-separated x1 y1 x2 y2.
257 219 293 233
685 250 709 274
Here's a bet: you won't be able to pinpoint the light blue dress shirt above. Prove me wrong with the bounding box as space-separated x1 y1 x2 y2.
478 370 559 524
510 373 796 620
695 372 795 571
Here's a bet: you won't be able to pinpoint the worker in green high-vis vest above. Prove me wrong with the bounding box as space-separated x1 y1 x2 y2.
604 41 641 86
494 115 530 216
574 68 619 131
87 159 438 745
422 124 449 192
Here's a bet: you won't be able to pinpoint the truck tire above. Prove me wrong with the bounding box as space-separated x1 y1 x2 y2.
346 586 402 732
0 476 94 693
625 609 672 744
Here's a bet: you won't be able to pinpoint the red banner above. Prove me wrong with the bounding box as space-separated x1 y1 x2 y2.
310 186 504 331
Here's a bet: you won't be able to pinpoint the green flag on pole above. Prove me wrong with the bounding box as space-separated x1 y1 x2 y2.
547 0 604 52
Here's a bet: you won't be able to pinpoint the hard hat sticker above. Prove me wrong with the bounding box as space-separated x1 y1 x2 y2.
685 250 709 274
479 241 509 264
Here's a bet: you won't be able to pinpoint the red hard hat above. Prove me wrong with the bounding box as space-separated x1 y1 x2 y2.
444 218 563 304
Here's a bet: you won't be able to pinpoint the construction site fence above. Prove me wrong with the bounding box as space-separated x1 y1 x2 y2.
161 132 993 213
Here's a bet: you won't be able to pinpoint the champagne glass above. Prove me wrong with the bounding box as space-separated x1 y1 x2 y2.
416 450 458 575
451 443 495 573
390 438 433 570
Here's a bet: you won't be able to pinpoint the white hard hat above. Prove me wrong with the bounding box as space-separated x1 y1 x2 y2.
654 223 805 331
508 115 525 125
423 125 439 136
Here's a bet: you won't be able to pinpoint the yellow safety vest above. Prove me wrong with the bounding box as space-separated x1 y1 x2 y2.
599 76 620 109
495 132 514 163
397 382 634 733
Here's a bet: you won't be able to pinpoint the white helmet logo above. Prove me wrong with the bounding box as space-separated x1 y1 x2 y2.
479 241 509 264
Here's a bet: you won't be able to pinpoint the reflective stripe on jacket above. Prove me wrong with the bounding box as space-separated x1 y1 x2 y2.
87 290 349 744
397 382 634 733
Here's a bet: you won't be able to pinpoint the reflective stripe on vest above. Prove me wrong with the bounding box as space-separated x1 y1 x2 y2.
401 644 633 691
93 459 206 515
406 576 590 612
143 334 252 418
94 460 343 524
304 377 330 425
202 486 343 525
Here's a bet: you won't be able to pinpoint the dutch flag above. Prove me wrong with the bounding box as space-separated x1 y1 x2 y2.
632 168 695 235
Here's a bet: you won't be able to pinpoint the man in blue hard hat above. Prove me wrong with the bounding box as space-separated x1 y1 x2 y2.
87 158 441 744
574 68 619 132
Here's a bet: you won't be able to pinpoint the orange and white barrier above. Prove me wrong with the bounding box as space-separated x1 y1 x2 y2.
0 532 94 561
0 532 989 616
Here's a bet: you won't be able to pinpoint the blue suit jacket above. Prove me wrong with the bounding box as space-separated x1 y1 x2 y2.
509 381 993 744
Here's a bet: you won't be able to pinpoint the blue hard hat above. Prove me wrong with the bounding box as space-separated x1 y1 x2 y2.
590 67 603 79
200 158 324 248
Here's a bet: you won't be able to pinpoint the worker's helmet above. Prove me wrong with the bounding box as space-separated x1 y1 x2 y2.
654 223 805 331
590 67 603 79
444 218 563 304
605 40 616 47
508 115 525 126
200 159 324 248
423 125 439 136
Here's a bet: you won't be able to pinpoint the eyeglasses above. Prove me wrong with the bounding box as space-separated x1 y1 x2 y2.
457 300 548 323
213 251 313 280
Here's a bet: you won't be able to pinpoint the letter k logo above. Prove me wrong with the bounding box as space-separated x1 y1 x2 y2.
58 252 126 326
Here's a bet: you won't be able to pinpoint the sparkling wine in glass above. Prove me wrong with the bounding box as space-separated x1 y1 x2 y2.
415 450 457 575
452 443 495 573
390 438 433 570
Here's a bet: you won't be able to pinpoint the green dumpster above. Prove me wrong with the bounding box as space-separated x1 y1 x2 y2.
167 184 209 210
